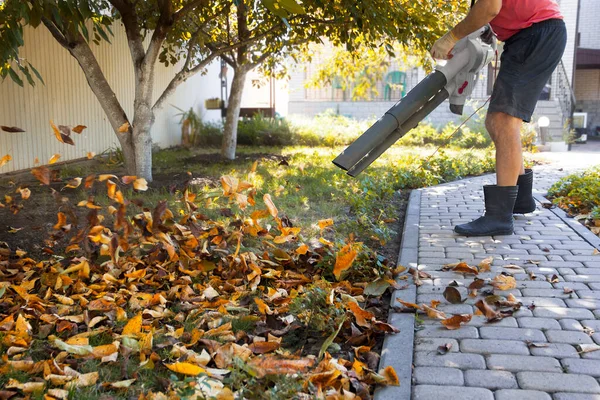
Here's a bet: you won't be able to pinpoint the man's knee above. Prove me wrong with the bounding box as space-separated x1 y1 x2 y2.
486 112 522 142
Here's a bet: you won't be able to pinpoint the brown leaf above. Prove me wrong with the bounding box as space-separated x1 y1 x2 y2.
72 125 87 133
50 121 75 145
444 261 478 274
1 126 25 133
247 356 315 378
347 301 375 328
563 287 574 294
396 299 422 310
549 274 560 284
437 342 453 355
441 314 472 330
478 256 493 272
249 341 280 354
31 166 50 185
474 299 502 322
492 274 517 291
443 286 463 304
422 304 447 320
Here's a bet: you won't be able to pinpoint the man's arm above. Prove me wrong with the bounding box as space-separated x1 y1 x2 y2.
431 0 502 59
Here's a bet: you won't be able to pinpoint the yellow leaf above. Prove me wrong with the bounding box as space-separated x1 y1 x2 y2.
87 152 95 159
118 122 130 133
134 178 148 191
122 313 142 336
492 274 517 291
478 256 493 272
319 237 333 247
109 379 136 388
49 153 61 164
318 218 334 230
254 298 273 315
379 365 400 386
166 362 206 376
0 154 11 167
333 243 357 280
263 194 278 218
17 187 31 200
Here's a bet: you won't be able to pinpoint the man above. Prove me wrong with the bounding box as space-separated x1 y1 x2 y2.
431 0 567 236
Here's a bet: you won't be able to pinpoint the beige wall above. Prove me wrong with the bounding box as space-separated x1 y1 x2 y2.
575 70 600 101
0 23 222 174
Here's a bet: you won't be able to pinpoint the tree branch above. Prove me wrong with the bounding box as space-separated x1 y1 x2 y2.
146 0 173 68
41 17 69 48
173 0 208 22
108 0 145 65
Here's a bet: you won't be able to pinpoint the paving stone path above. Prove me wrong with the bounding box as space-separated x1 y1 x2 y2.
377 160 600 400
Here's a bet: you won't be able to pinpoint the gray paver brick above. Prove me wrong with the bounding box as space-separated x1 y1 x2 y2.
562 358 600 377
486 354 562 372
553 394 600 400
413 367 464 385
517 371 600 393
521 289 579 298
566 299 600 309
464 369 517 389
460 339 530 355
414 338 460 353
494 389 551 400
415 326 479 339
533 307 595 320
545 330 594 345
518 317 562 330
559 319 585 331
479 327 546 342
414 351 486 369
413 385 493 400
577 291 600 300
519 297 567 307
529 343 580 358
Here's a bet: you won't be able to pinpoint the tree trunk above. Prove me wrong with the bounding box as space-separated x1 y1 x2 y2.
221 67 249 160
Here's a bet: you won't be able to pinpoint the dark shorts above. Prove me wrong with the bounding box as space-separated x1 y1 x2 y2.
488 19 567 122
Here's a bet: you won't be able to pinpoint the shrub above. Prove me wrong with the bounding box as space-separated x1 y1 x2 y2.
547 167 600 215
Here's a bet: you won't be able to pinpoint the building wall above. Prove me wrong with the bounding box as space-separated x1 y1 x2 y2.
578 0 600 50
559 0 579 84
574 69 600 130
0 23 223 174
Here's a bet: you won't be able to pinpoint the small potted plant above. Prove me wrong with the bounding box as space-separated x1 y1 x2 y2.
205 98 222 110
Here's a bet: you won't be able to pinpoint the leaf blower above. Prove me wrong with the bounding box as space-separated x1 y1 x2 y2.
333 26 497 177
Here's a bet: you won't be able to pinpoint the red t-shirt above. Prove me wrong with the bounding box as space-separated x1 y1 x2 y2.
490 0 563 41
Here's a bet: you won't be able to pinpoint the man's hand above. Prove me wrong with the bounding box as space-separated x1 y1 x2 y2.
431 30 459 60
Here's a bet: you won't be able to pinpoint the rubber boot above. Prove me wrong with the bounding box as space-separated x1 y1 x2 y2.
454 185 518 236
513 169 536 214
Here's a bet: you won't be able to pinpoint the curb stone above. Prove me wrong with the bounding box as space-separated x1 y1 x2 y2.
375 189 421 400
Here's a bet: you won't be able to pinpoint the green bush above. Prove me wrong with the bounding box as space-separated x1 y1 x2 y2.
547 167 600 215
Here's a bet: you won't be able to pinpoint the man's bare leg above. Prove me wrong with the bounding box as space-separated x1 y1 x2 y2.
486 111 525 186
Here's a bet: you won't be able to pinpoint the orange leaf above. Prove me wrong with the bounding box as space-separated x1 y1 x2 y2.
379 366 400 386
106 180 117 199
87 152 95 159
333 244 357 280
254 298 273 315
118 122 130 133
98 174 118 182
249 341 280 354
31 166 50 185
347 301 374 328
295 244 309 255
397 299 422 310
49 154 61 164
50 121 75 145
318 218 334 230
441 314 472 330
492 274 517 291
122 313 142 336
263 194 278 218
64 177 82 189
0 154 11 168
72 125 87 134
54 212 67 230
452 262 479 275
246 356 315 378
478 256 493 272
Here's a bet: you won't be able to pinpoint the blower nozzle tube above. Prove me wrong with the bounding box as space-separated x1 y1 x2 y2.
332 71 447 173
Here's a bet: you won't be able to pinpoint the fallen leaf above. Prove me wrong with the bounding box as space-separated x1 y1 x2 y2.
166 362 206 376
422 304 447 320
31 166 50 185
364 279 391 296
72 125 87 133
444 261 478 275
437 342 453 355
441 314 472 330
474 299 501 321
396 299 422 310
247 356 315 378
50 121 75 145
16 188 30 200
478 256 493 272
1 126 25 133
576 343 600 353
263 194 278 218
249 341 280 354
133 178 148 191
492 274 517 291
318 218 334 230
333 243 357 280
378 366 399 386
563 287 574 294
122 313 142 336
87 152 95 159
347 301 375 328
443 286 463 304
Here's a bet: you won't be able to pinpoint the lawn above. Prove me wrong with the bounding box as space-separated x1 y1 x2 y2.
0 143 497 399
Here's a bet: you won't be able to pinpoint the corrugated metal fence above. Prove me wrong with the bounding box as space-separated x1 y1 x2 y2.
0 23 221 174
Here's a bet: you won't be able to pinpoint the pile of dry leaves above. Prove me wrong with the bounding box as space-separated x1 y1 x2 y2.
0 162 401 399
